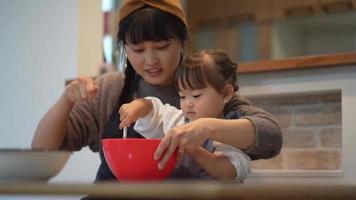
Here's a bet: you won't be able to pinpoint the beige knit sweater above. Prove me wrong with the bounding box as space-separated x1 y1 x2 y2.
60 72 282 160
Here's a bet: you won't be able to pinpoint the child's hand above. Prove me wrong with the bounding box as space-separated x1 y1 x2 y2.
63 77 99 103
118 98 153 129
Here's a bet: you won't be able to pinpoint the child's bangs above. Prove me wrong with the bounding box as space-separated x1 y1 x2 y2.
175 51 225 92
175 62 207 90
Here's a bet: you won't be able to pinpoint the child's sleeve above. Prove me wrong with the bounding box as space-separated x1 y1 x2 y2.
134 97 185 138
213 141 251 183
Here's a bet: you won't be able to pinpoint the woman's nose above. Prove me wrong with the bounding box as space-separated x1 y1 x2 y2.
145 50 158 67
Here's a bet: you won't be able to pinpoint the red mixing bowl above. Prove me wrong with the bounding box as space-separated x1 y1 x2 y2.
102 138 177 182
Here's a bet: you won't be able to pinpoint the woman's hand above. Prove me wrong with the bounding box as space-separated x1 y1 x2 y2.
118 98 153 129
63 76 99 104
33 76 98 150
154 118 213 170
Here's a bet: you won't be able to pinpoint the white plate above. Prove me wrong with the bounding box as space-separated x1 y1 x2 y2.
0 149 71 182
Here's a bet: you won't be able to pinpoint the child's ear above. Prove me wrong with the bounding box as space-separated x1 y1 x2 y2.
223 84 234 103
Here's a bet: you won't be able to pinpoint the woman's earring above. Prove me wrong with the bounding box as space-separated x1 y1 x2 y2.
117 41 127 73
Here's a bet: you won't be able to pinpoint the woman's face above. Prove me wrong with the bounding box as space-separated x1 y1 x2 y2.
125 39 182 86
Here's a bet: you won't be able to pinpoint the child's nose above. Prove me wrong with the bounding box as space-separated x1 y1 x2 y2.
185 100 194 107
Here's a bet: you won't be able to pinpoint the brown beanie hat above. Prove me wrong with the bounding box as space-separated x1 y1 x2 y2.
118 0 187 27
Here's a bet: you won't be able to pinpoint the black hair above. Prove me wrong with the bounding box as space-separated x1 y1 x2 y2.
116 6 188 106
174 49 240 115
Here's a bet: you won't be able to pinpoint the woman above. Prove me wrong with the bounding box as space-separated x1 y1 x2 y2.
32 0 282 182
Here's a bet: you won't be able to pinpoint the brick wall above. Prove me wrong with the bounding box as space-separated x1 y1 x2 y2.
248 91 341 171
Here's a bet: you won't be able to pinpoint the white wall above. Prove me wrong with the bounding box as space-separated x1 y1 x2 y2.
0 0 76 148
77 0 103 76
0 0 101 194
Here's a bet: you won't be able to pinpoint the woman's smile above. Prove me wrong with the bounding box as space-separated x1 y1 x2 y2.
145 68 162 77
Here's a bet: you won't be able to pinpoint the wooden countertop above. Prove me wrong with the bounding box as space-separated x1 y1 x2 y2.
1 181 356 199
238 52 356 74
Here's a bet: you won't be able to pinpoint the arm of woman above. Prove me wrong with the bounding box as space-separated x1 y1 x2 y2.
31 77 98 150
225 102 283 160
31 92 75 150
32 73 124 152
154 117 253 167
172 108 282 160
155 96 282 168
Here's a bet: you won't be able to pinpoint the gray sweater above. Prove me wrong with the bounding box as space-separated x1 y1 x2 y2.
60 72 282 160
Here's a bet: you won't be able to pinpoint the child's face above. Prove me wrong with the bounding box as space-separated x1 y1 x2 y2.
179 85 226 121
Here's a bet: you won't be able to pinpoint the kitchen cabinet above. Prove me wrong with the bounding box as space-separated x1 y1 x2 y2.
187 0 356 61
